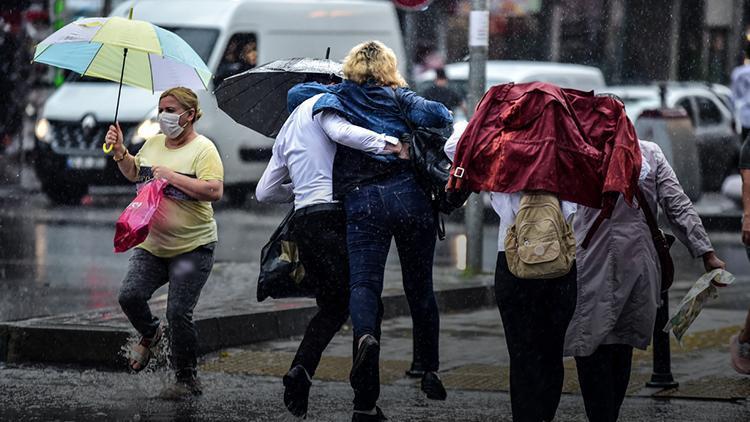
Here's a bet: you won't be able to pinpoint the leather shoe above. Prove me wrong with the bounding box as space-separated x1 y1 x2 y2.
421 371 447 400
352 406 387 421
283 365 312 417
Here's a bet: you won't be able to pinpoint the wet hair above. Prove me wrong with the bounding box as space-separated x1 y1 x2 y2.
342 40 407 88
435 68 448 80
596 92 625 108
160 86 203 122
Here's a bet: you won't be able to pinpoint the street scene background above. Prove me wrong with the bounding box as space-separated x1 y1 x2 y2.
2 0 750 421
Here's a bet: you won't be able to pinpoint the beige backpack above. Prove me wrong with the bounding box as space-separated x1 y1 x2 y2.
504 193 576 279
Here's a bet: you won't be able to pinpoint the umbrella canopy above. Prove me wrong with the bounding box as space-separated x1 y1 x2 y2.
33 16 212 92
215 57 343 138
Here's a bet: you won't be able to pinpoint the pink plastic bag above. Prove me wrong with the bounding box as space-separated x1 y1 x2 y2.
114 179 168 253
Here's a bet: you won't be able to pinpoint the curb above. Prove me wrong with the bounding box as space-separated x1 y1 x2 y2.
0 281 495 368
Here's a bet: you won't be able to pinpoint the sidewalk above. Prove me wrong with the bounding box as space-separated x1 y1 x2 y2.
0 262 495 367
201 306 750 402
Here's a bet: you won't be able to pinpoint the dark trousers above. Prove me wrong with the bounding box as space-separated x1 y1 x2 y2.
118 243 215 373
494 252 577 422
289 205 351 378
345 171 440 410
575 344 634 422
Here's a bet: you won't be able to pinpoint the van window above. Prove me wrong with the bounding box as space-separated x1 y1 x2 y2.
695 96 723 126
215 33 258 86
162 27 219 64
676 98 696 127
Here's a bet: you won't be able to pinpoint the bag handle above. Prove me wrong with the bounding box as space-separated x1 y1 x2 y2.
634 188 662 239
581 187 662 249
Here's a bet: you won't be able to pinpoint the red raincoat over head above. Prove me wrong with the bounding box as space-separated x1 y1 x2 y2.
447 82 641 216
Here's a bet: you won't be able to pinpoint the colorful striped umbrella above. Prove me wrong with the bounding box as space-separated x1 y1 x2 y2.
32 9 212 152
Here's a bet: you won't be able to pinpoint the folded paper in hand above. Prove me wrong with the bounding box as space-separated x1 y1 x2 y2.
663 269 735 343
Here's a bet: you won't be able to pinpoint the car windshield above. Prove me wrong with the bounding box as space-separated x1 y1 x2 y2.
64 26 218 83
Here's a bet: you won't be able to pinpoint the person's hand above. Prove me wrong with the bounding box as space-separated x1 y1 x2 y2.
702 250 726 273
384 140 410 160
104 123 125 156
151 165 176 182
397 142 410 160
743 217 750 246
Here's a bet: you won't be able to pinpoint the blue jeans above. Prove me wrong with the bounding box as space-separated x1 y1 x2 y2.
345 171 440 372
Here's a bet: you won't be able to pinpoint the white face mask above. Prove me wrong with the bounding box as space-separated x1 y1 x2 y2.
158 109 190 138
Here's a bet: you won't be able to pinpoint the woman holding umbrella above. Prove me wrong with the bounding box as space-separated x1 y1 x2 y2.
105 86 224 399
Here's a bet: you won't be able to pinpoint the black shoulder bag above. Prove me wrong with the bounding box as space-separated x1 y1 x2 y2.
388 89 470 240
257 208 317 301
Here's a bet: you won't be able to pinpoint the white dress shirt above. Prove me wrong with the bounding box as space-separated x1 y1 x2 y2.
444 121 577 252
256 94 398 210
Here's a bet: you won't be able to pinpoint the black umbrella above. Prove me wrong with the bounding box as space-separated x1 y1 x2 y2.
215 56 343 138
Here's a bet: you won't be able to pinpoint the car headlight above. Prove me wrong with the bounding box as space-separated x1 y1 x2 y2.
35 118 50 142
131 119 160 145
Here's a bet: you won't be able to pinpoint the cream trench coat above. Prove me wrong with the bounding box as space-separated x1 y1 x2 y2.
564 141 713 357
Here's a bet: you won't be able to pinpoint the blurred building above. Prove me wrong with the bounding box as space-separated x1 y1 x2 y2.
400 0 748 85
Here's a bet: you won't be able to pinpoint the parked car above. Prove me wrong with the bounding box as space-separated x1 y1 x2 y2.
34 0 406 205
415 60 606 120
605 83 741 192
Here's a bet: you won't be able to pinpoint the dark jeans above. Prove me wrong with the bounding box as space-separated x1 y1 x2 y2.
575 344 634 422
118 243 215 373
345 171 439 409
494 252 577 422
289 205 350 378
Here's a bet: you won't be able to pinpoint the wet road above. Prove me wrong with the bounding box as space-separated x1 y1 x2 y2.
1 364 748 422
0 188 501 321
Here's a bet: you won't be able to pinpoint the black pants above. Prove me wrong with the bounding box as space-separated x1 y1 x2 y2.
494 252 577 422
289 205 351 378
575 344 634 422
118 243 215 373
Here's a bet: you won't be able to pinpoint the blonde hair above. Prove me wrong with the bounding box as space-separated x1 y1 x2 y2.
160 87 203 122
342 40 407 88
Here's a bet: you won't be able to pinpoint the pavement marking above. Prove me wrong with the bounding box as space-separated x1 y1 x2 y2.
654 376 750 401
200 325 749 400
201 350 411 384
633 325 743 361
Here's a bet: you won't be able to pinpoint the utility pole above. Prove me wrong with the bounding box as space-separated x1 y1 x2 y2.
464 0 488 275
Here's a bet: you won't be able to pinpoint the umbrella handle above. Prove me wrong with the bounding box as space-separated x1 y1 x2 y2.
105 47 128 155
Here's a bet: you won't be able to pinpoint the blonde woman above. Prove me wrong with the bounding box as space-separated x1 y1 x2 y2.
290 41 452 421
104 86 223 399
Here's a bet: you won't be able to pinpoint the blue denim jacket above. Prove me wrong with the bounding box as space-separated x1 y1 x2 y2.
287 80 453 137
287 80 452 196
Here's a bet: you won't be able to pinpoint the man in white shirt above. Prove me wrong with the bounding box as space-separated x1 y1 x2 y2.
256 93 405 418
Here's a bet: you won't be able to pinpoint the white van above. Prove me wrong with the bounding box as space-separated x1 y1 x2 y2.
416 60 607 93
34 0 405 204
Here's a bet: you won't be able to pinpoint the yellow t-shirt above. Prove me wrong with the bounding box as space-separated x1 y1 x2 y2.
134 134 224 258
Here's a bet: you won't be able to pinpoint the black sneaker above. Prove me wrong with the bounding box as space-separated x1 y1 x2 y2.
421 371 447 400
405 361 425 378
352 406 387 421
350 335 380 392
283 364 312 418
159 371 202 400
